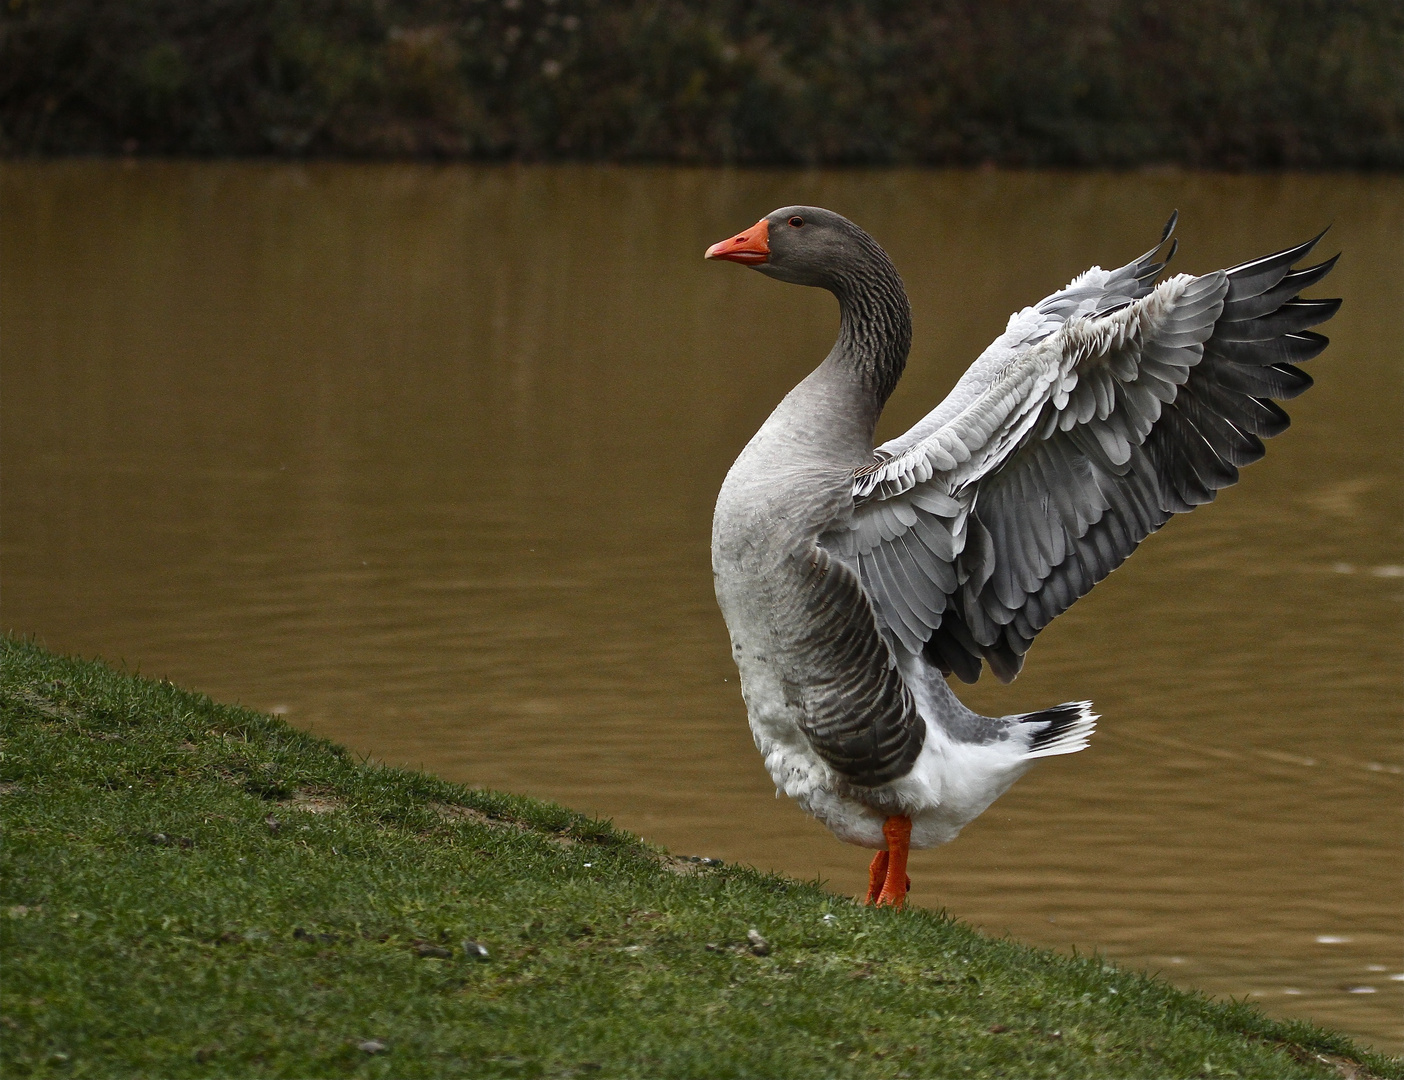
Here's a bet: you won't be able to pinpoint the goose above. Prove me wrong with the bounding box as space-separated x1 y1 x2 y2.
706 207 1338 909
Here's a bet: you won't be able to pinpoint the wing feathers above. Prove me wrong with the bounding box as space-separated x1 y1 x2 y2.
1222 229 1327 300
1206 331 1329 367
835 219 1338 683
790 547 927 787
1221 255 1339 321
1214 298 1341 340
1209 360 1313 401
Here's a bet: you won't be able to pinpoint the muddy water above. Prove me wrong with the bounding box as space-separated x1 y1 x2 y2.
3 161 1400 1051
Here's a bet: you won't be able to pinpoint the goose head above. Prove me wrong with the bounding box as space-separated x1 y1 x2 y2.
705 205 913 404
705 206 882 292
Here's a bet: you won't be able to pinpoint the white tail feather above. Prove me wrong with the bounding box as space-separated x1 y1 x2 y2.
1019 700 1098 759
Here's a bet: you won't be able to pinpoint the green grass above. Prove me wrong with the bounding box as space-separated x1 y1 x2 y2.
2 635 1398 1079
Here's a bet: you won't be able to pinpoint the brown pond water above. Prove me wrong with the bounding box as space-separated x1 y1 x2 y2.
3 161 1401 1052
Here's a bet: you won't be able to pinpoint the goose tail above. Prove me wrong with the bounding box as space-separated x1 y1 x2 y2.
1014 701 1098 759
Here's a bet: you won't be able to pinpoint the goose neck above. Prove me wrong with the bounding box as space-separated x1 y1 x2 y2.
829 247 912 407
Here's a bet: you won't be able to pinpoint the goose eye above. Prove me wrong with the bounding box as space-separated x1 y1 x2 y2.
788 216 805 228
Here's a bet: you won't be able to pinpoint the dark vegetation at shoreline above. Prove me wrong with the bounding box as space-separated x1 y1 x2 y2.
3 0 1402 167
4 635 1403 1078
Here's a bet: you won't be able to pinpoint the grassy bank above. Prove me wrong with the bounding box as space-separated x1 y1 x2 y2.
3 0 1402 167
1 636 1398 1079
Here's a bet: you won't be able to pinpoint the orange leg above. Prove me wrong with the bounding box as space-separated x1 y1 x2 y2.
865 850 890 904
876 815 912 909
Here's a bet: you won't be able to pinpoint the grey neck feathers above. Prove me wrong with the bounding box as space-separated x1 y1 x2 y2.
828 235 912 407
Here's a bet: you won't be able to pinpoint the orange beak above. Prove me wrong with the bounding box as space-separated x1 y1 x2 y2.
705 218 770 265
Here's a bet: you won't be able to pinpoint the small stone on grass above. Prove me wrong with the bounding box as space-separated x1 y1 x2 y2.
145 832 193 848
293 927 338 944
463 940 490 960
747 929 771 956
358 1039 387 1055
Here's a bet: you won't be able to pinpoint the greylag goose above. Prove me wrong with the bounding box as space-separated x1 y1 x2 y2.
706 207 1338 908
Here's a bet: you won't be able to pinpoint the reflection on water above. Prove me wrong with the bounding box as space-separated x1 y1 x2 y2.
3 161 1400 1052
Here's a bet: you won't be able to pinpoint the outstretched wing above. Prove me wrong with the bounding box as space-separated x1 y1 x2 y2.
822 218 1339 684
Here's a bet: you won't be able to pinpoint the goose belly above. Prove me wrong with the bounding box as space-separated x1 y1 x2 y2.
712 547 872 837
715 585 909 851
714 565 817 770
733 651 892 849
720 588 1038 851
